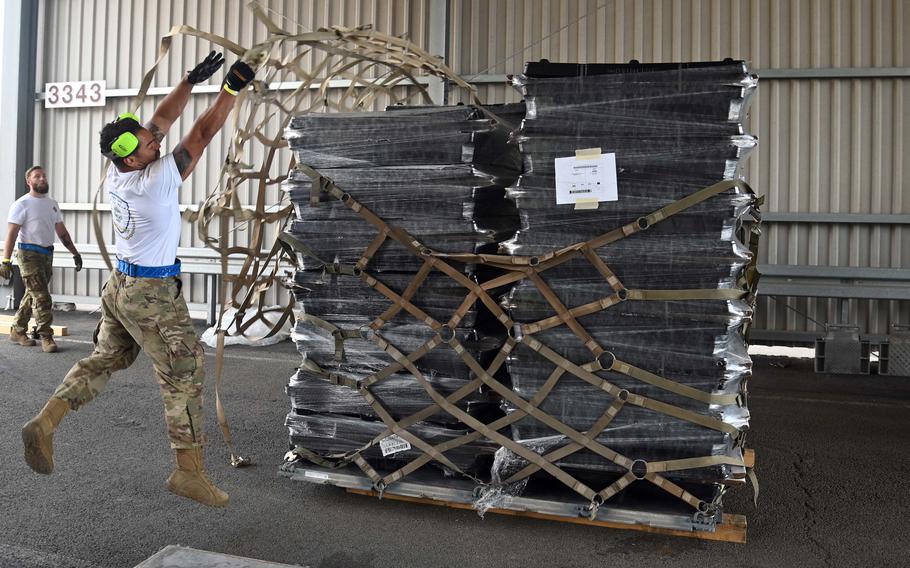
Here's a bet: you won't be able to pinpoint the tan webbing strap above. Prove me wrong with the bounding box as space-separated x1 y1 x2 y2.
278 228 333 266
523 336 741 436
356 380 471 480
505 395 626 484
298 313 361 362
356 231 390 272
369 334 598 501
527 271 603 356
359 336 443 389
521 293 621 335
449 338 633 471
643 180 745 226
372 261 434 328
611 360 742 406
645 473 704 510
360 272 439 329
580 247 624 291
447 290 478 329
380 342 568 483
285 446 359 469
300 358 361 390
213 330 251 467
647 455 746 473
626 288 748 301
352 453 384 485
597 472 637 502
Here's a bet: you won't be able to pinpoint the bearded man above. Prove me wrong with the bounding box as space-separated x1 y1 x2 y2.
1 166 82 352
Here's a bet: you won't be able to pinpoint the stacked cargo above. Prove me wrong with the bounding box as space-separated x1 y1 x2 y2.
281 61 759 530
283 106 522 476
494 61 759 511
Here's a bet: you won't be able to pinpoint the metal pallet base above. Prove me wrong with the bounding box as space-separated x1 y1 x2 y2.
880 325 910 376
280 462 748 543
815 325 871 374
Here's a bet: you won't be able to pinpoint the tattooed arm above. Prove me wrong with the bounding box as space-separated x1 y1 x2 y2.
145 79 193 142
54 222 79 256
172 88 241 181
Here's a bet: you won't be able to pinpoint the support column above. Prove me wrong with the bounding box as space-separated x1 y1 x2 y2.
0 0 39 310
427 0 450 105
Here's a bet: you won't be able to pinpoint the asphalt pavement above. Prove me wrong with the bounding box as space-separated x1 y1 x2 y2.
1 311 908 568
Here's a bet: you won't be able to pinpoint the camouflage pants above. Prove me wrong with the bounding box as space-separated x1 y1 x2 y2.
13 249 54 338
53 271 206 449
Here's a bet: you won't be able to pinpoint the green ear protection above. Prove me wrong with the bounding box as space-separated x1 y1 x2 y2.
110 112 141 158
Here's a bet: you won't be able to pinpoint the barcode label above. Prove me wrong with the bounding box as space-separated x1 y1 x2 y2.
380 434 412 456
304 471 329 481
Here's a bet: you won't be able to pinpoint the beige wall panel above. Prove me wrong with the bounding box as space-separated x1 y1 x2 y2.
451 0 910 336
34 0 910 335
35 1 434 309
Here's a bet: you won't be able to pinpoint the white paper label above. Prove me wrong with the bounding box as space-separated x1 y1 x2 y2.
554 153 619 205
44 80 106 108
304 470 329 481
379 434 412 456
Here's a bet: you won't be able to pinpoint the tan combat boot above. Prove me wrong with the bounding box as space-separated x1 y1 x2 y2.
10 329 36 346
41 336 58 353
22 397 70 474
166 447 229 508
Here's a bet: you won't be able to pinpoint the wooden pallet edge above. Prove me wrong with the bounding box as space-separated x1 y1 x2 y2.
346 488 747 544
0 318 69 336
744 448 756 468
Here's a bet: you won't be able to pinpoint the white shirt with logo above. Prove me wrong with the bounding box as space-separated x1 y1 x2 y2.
7 193 63 248
107 153 182 267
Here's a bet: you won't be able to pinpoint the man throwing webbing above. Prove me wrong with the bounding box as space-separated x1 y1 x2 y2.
22 52 255 508
2 166 83 353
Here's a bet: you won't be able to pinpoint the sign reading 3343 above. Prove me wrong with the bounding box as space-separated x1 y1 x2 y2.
44 80 106 109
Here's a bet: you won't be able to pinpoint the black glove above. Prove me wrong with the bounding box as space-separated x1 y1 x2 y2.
73 253 83 272
187 51 225 84
0 260 11 280
222 60 255 95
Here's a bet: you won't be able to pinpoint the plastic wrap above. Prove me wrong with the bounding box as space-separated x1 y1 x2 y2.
286 412 497 475
285 104 521 467
292 269 481 328
282 62 759 508
292 319 502 379
498 61 757 490
285 107 491 168
287 368 498 425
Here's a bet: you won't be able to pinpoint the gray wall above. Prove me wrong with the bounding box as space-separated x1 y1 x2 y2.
23 0 910 336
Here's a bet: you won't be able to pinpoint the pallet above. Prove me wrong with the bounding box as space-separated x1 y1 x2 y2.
281 449 755 544
0 316 69 336
346 489 748 543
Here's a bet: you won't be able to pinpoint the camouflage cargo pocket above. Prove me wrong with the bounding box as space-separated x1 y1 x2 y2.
23 272 48 292
156 325 204 380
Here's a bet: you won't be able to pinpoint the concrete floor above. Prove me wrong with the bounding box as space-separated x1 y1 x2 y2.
1 311 908 568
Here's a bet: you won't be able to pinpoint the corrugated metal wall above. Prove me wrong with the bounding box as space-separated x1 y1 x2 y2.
35 0 909 335
36 0 434 310
448 0 909 336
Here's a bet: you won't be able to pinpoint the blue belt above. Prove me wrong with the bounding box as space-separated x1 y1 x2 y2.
117 258 181 278
19 243 54 255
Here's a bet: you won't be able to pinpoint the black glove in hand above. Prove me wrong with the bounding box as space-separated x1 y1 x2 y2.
73 253 83 272
222 60 255 95
0 260 11 280
187 51 225 84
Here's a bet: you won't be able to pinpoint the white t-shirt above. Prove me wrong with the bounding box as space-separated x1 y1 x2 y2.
107 153 183 267
7 193 63 248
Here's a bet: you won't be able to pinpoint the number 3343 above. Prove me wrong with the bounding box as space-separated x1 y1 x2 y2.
45 81 105 108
